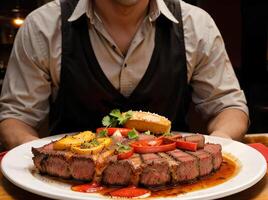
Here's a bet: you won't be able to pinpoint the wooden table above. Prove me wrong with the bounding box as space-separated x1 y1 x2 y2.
1 134 268 200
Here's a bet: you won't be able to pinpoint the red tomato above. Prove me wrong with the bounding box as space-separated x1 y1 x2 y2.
96 127 133 137
176 140 198 151
131 141 176 154
110 186 151 198
130 138 163 147
71 182 103 193
117 148 134 160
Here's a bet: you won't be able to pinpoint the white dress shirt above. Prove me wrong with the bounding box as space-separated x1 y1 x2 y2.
0 0 248 128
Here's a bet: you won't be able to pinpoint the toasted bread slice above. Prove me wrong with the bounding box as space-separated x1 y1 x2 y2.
123 111 171 134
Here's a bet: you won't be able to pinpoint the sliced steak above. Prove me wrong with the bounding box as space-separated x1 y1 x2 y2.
140 153 171 187
69 155 95 180
94 150 116 183
102 154 143 186
127 154 143 185
32 134 223 188
158 152 183 184
167 149 199 181
204 143 223 170
42 153 71 179
32 143 95 181
187 150 213 176
184 134 205 149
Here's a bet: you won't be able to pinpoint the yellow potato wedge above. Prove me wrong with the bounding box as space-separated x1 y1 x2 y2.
71 144 105 155
70 137 112 155
53 131 96 150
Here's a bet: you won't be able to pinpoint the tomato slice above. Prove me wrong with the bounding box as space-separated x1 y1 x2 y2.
71 182 103 193
176 140 198 151
131 138 163 147
117 148 134 160
110 186 151 198
131 141 176 154
96 127 132 137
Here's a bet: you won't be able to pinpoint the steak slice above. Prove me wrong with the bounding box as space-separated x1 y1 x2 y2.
184 134 205 149
187 150 213 176
102 153 143 186
204 143 223 170
140 153 171 187
32 143 95 181
158 152 183 184
167 149 199 181
69 155 96 180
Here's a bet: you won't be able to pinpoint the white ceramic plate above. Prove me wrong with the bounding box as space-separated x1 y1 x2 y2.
1 134 267 200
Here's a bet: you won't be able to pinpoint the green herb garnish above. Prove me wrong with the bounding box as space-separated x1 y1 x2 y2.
98 129 108 137
127 129 139 139
116 142 131 153
81 139 100 148
102 109 133 127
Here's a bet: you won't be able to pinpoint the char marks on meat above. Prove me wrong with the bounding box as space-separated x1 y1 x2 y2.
204 143 223 170
101 153 143 186
187 150 213 176
184 134 205 149
140 153 170 187
32 139 223 188
32 143 95 181
167 149 199 181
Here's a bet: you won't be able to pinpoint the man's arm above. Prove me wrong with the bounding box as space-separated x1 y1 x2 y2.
0 119 39 149
0 13 53 149
184 6 249 139
208 108 249 141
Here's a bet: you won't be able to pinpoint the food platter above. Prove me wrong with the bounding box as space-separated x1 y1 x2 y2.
1 134 267 200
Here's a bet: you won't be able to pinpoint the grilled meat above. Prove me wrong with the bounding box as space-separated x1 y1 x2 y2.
32 135 223 188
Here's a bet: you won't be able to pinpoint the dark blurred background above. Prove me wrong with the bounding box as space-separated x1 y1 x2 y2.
0 0 268 133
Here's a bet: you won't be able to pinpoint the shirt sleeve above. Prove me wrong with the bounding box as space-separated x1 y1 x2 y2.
0 13 51 128
188 10 248 120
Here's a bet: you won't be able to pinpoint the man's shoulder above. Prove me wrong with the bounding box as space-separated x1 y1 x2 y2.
25 0 61 28
179 0 214 27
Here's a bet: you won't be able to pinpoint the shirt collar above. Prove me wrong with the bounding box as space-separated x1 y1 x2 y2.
68 0 178 24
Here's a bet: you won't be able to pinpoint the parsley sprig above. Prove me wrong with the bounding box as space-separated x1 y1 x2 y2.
102 109 133 127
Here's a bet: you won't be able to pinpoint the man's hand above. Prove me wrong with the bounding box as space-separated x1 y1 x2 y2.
208 108 249 141
0 118 39 149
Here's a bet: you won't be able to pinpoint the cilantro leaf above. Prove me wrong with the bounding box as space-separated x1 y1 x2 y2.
118 110 133 125
109 118 118 127
99 129 108 137
116 142 131 153
110 109 121 118
101 109 133 127
128 129 139 139
102 116 112 127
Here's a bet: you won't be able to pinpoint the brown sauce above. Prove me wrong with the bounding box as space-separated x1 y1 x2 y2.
149 155 239 197
96 155 239 198
32 154 239 198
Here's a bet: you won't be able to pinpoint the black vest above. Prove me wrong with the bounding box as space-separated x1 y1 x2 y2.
49 0 190 134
